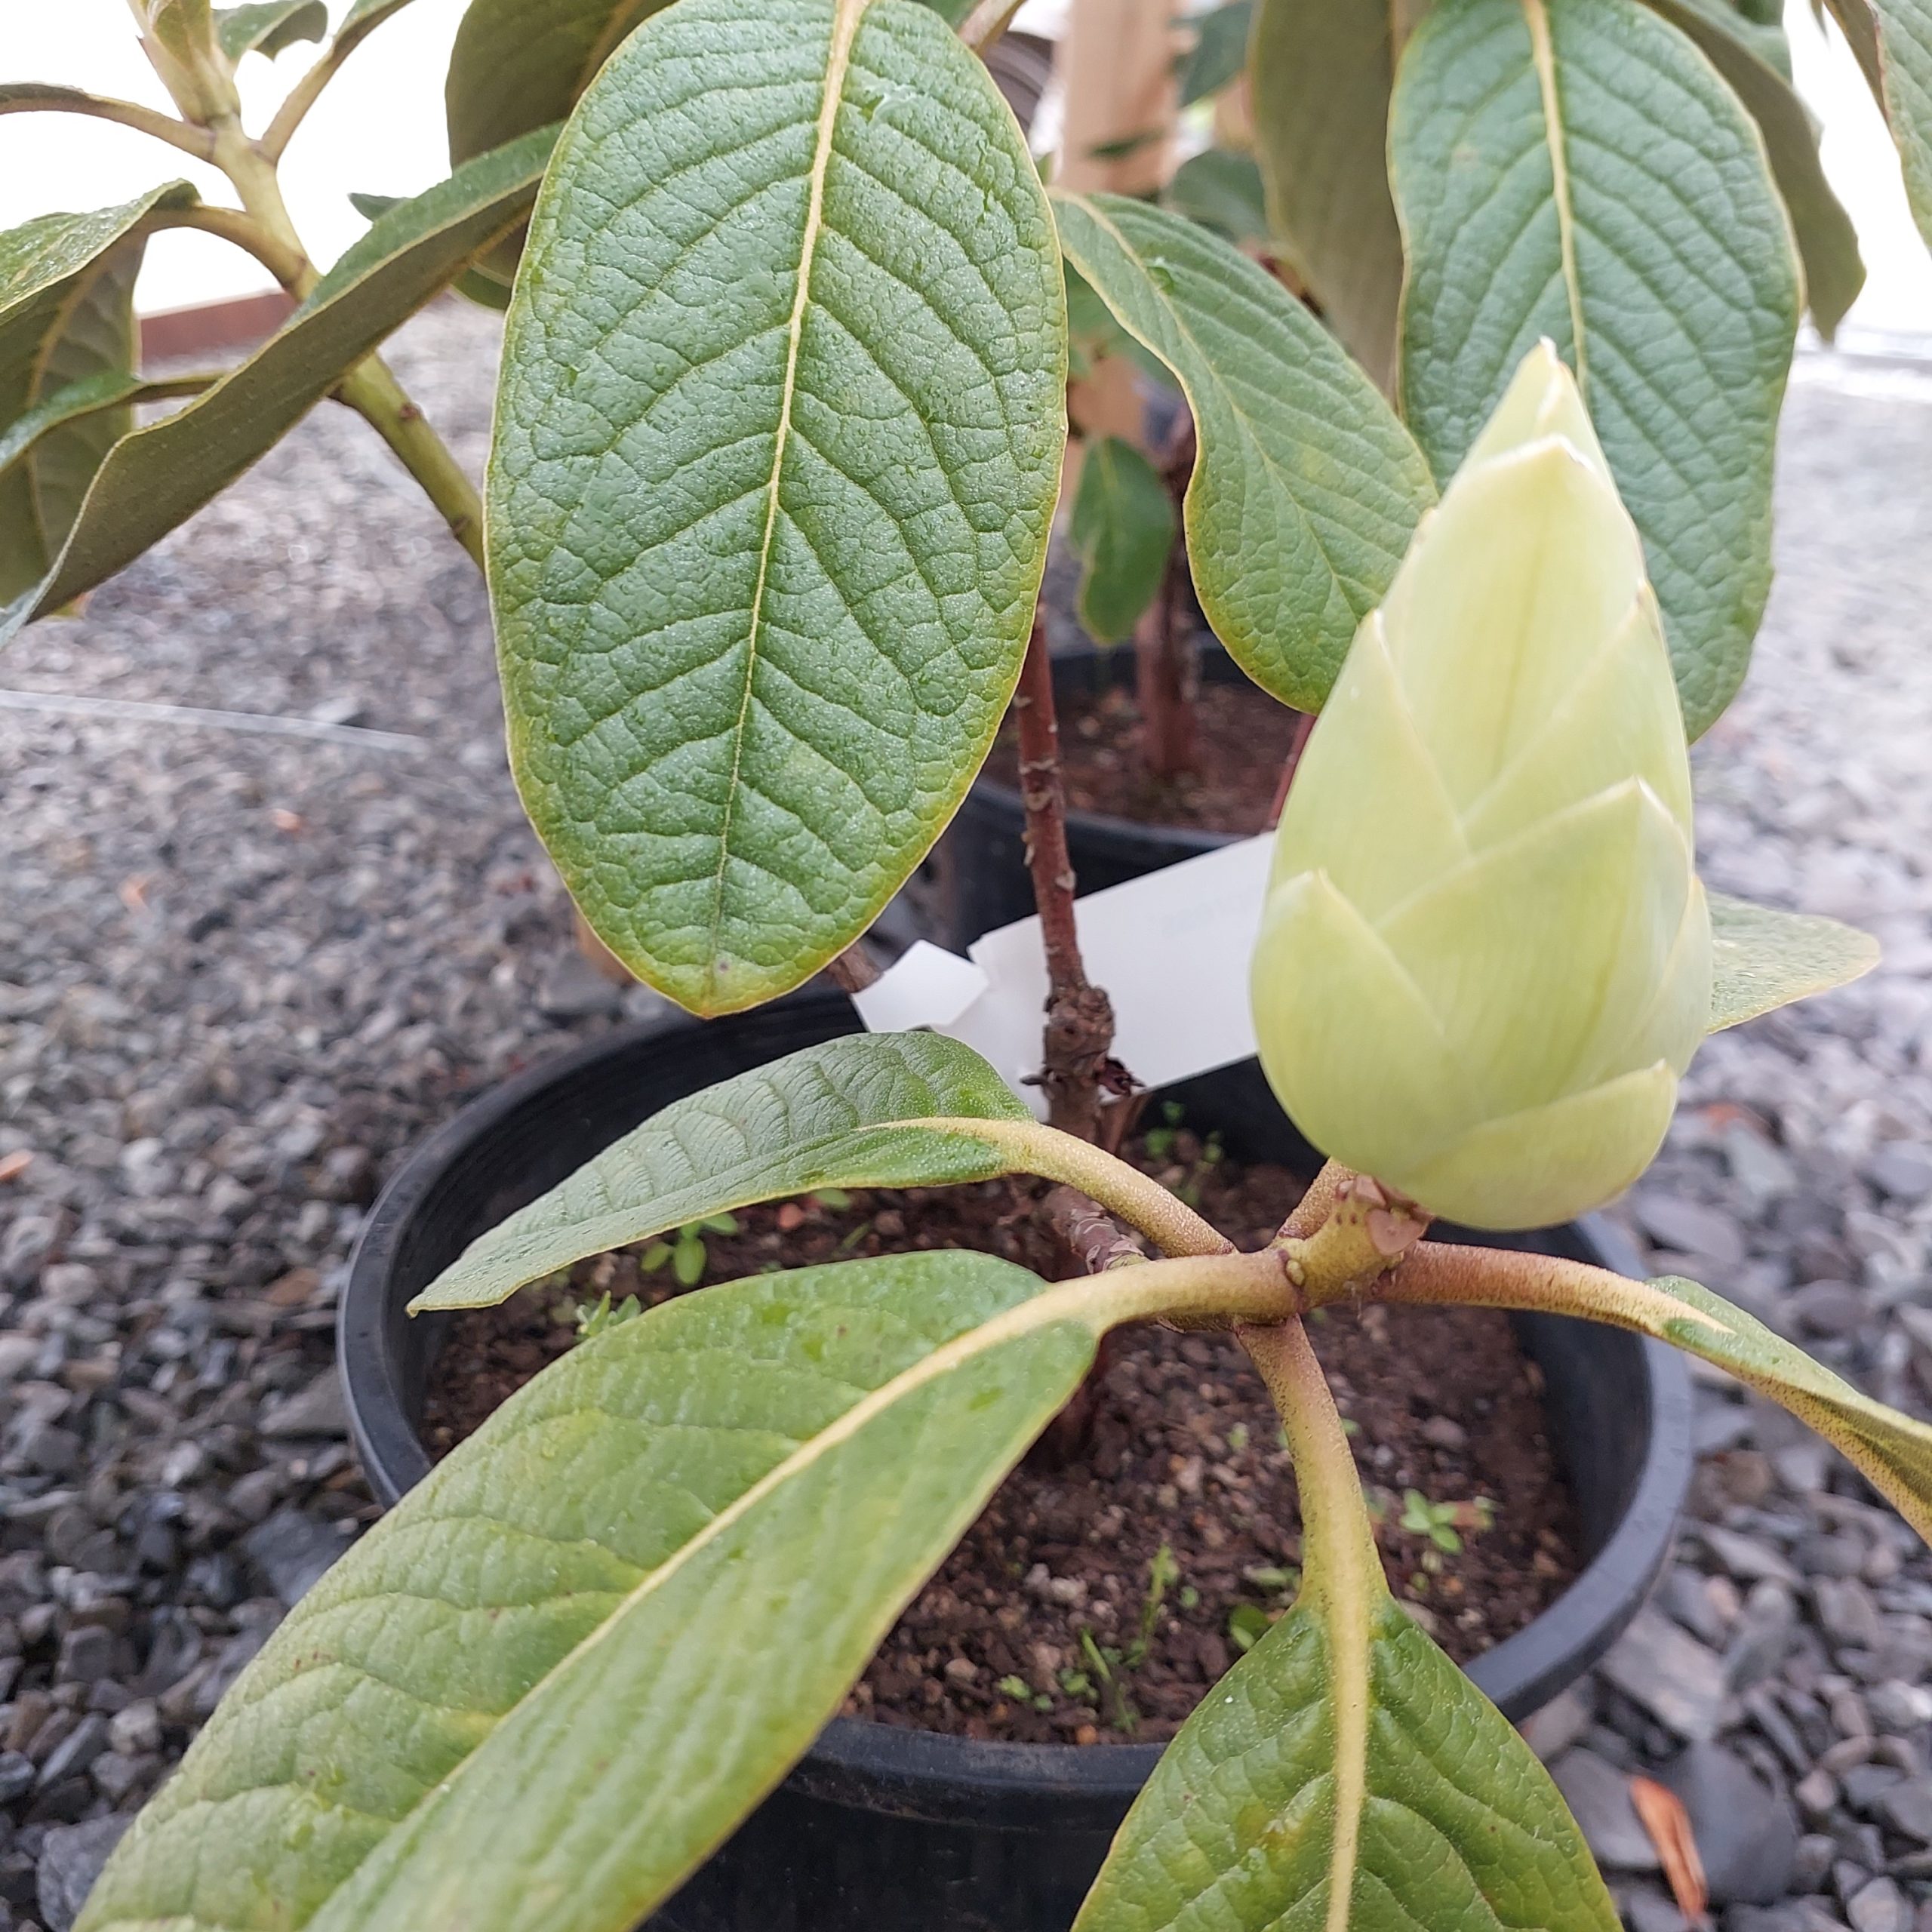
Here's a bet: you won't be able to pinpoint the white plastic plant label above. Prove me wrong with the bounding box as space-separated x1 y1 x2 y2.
853 836 1274 1115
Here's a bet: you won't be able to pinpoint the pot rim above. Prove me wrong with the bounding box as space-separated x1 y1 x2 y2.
340 997 1692 1820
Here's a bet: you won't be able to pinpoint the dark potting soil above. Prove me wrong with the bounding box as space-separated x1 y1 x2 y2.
420 1133 1580 1744
983 675 1300 834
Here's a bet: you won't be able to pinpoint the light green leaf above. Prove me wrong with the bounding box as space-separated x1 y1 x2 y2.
0 370 216 486
1250 0 1415 391
411 1032 1032 1313
1078 1318 1618 1932
1162 146 1269 245
1644 0 1864 336
1180 0 1255 103
0 185 196 608
1390 0 1801 741
491 0 1066 1015
76 1251 1132 1932
216 0 329 59
1708 888 1880 1030
1826 0 1932 249
0 130 555 646
1051 191 1435 712
1069 435 1175 645
447 0 673 164
146 0 217 62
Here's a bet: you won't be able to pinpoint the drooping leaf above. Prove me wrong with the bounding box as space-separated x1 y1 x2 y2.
1078 1318 1619 1931
0 185 197 608
216 0 329 60
78 1251 1154 1932
411 1032 1033 1312
1249 0 1414 390
1389 0 1801 740
491 0 1066 1015
0 130 556 646
0 371 215 485
1069 435 1175 644
1644 0 1865 336
1180 0 1255 103
1163 146 1269 245
447 0 672 163
1708 889 1879 1030
1825 0 1932 248
1051 191 1434 712
349 190 517 309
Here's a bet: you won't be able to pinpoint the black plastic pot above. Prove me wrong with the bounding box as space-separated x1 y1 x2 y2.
340 994 1692 1932
906 643 1266 949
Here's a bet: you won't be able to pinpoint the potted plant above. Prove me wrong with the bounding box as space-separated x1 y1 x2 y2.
3 2 1928 1930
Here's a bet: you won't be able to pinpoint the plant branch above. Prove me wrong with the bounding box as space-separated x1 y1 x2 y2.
960 0 1028 55
823 940 881 995
1044 1183 1147 1272
1278 1158 1348 1241
158 205 309 288
0 85 217 160
1014 618 1124 1140
1136 414 1200 780
260 3 405 161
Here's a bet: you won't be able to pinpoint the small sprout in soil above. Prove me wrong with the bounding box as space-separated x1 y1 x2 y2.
834 1219 874 1255
1399 1490 1497 1555
1242 1564 1297 1595
1142 1100 1186 1160
997 1673 1054 1712
640 1214 742 1288
1227 1603 1272 1653
1178 1584 1201 1611
1340 1417 1360 1437
574 1291 642 1343
1226 1423 1250 1453
810 1187 851 1211
1131 1543 1180 1666
1077 1628 1140 1734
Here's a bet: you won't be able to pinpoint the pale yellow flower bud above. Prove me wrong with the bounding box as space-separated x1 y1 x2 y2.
1251 343 1710 1229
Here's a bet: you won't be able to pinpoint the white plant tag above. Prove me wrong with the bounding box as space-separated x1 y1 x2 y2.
854 835 1274 1115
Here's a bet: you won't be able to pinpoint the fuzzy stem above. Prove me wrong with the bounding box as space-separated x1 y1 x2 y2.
1239 1317 1373 1569
0 86 216 159
1013 618 1121 1140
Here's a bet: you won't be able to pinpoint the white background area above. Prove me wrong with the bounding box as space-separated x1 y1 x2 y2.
2 0 1930 334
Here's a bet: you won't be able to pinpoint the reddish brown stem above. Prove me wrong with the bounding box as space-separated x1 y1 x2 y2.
823 940 881 995
1014 620 1122 1141
1135 417 1200 780
1266 709 1317 828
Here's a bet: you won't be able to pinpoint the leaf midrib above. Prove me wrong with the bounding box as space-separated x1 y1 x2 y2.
1521 0 1588 393
703 0 872 1001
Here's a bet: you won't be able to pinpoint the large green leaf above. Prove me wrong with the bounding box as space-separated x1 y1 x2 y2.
1069 435 1175 645
77 1251 1130 1932
1250 0 1413 391
1078 1318 1617 1931
1389 1250 1932 1546
1708 889 1880 1030
1163 147 1269 246
1389 0 1801 740
0 130 555 646
1051 191 1435 712
447 0 672 163
216 0 329 59
1829 0 1932 248
412 1032 1032 1312
1180 0 1256 104
0 370 215 485
491 0 1066 1015
349 190 515 309
0 185 195 607
1645 0 1864 336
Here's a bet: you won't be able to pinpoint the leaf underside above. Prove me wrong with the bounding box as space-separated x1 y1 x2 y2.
1389 0 1801 740
216 0 329 60
0 130 556 646
1707 889 1879 1031
77 1253 1103 1932
490 0 1066 1015
1249 0 1409 392
411 1031 1031 1313
1831 0 1932 250
1051 191 1435 713
0 185 197 608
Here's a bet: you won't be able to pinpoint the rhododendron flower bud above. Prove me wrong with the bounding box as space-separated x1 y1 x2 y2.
1250 343 1709 1229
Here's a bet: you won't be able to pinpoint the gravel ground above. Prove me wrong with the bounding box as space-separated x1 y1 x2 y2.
1 299 1930 1930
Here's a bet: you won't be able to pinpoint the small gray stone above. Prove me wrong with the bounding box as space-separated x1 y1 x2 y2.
0 1753 32 1804
1634 1193 1747 1268
1661 1740 1798 1905
535 951 624 1020
1866 1143 1932 1202
1726 1582 1799 1693
52 1626 111 1689
1519 1685 1592 1764
35 1814 129 1932
1601 1606 1727 1741
1877 1777 1932 1844
242 1508 350 1606
35 1715 107 1789
1703 1527 1801 1587
1787 1279 1869 1339
1622 1886 1690 1932
1549 1748 1658 1870
1869 1680 1932 1735
1848 1877 1912 1932
104 1702 158 1758
1817 1577 1885 1651
257 1372 348 1441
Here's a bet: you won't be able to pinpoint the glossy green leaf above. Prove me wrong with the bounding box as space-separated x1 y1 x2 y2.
1644 0 1864 336
0 130 555 646
0 185 195 608
1827 0 1932 248
1389 0 1801 740
1708 889 1880 1031
1180 0 1255 103
447 0 672 164
411 1032 1032 1312
491 0 1066 1015
1051 191 1435 712
78 1251 1128 1932
216 0 328 59
1250 0 1414 390
1078 1318 1617 1932
1069 435 1174 644
1162 147 1269 245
